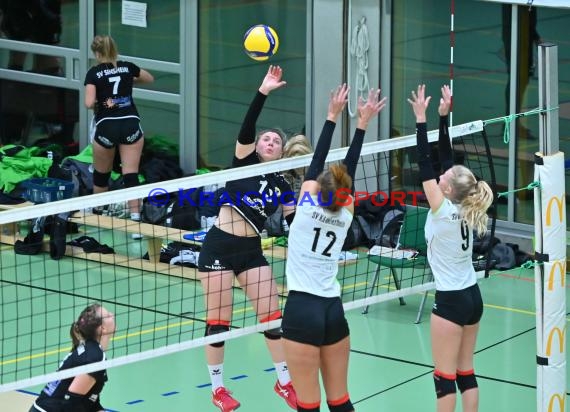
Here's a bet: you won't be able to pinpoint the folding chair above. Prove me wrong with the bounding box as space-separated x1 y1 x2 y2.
363 205 432 323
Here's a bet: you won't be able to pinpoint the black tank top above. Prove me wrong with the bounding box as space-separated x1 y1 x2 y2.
36 340 108 406
223 151 293 234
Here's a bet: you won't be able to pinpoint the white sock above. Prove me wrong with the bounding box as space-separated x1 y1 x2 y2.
208 363 224 391
274 361 291 386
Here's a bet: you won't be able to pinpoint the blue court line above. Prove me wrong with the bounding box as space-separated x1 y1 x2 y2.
17 389 39 396
197 372 255 387
264 367 275 372
125 399 144 405
161 391 179 396
230 374 248 380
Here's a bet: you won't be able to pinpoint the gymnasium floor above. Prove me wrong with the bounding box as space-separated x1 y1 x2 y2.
0 262 566 412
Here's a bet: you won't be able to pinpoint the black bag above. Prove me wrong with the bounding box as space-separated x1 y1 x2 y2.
472 232 500 255
141 193 201 230
342 218 366 250
60 158 93 197
264 205 287 237
142 241 200 266
140 154 183 184
353 194 405 248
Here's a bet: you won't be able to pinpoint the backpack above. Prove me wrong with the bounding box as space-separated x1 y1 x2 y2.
264 205 288 237
60 158 93 197
141 193 201 230
342 218 366 250
352 195 405 249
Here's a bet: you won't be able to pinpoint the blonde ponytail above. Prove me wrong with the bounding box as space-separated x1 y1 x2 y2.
448 165 494 237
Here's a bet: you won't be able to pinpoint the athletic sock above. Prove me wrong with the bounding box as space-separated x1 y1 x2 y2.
208 363 224 391
274 361 291 385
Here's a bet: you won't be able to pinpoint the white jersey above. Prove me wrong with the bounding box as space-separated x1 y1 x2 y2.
286 195 353 297
425 199 476 291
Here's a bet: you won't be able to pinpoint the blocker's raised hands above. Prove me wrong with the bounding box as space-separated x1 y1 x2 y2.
357 88 387 130
438 84 452 117
327 83 350 122
407 84 431 123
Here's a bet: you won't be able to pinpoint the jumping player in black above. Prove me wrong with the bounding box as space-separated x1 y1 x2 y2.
282 85 386 412
29 304 116 412
197 65 297 412
84 35 154 221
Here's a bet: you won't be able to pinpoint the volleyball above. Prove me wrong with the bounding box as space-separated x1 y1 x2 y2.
243 24 279 61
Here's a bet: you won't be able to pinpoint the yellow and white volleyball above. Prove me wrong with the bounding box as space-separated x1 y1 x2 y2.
243 24 279 61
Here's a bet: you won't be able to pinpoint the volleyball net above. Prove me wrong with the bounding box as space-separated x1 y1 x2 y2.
0 120 496 392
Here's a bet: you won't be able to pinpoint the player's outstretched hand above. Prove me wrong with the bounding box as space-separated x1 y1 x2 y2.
357 88 387 130
438 84 452 117
327 83 350 122
259 65 287 95
407 84 431 123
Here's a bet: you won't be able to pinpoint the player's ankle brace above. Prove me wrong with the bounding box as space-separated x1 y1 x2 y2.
434 370 456 399
327 394 353 412
456 369 478 393
298 400 320 412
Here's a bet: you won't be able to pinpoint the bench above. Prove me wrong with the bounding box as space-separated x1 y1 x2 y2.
0 201 35 241
0 208 290 294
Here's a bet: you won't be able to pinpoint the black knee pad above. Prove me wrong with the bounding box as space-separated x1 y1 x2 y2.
123 172 139 188
434 371 456 399
261 311 282 340
456 370 478 393
205 323 229 348
93 170 111 188
327 396 353 412
263 327 282 340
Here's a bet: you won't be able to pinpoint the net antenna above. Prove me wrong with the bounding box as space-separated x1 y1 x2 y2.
347 7 370 117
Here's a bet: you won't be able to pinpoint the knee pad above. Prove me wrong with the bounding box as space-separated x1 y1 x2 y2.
205 322 230 348
123 172 139 188
260 311 282 340
327 394 353 412
434 370 456 399
456 369 478 393
93 170 111 188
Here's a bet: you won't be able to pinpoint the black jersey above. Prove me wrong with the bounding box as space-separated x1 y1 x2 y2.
84 61 141 123
35 340 107 408
223 151 293 234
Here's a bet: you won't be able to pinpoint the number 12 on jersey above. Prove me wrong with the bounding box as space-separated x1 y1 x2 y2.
311 227 337 257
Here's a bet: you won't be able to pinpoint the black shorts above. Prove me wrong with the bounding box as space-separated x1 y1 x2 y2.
94 118 143 149
432 283 483 326
281 291 349 347
197 225 268 274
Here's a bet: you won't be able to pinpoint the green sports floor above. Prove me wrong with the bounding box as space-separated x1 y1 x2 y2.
1 262 567 412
